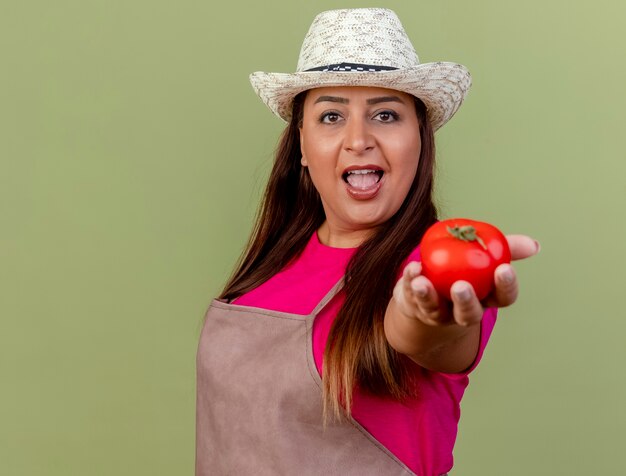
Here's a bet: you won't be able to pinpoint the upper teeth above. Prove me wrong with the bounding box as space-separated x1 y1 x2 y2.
347 169 378 175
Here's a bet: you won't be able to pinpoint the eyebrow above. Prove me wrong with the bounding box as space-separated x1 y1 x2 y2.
313 95 405 105
367 96 404 105
314 96 348 104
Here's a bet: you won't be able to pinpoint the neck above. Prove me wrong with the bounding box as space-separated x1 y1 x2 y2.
316 221 376 248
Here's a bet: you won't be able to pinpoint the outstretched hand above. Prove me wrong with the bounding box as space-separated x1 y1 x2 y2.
393 234 540 328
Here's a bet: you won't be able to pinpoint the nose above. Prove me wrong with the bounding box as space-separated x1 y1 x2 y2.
343 116 375 155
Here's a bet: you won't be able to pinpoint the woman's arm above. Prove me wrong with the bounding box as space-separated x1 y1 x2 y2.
384 234 540 373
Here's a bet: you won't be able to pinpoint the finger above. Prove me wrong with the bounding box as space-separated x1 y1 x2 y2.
450 281 484 327
393 261 422 318
400 261 422 300
403 261 422 282
410 275 450 326
506 234 541 261
483 263 519 308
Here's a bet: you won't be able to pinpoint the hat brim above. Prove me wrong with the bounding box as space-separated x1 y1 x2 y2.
249 61 471 132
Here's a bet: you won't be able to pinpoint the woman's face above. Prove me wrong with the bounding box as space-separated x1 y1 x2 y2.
299 86 422 243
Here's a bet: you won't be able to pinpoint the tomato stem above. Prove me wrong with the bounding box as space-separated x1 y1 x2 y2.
446 225 488 250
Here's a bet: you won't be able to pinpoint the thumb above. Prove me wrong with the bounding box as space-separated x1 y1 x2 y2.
506 234 541 261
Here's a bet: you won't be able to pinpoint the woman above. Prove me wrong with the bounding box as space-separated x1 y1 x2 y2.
196 8 539 476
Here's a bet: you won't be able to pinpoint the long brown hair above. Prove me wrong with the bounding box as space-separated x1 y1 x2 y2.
219 90 437 419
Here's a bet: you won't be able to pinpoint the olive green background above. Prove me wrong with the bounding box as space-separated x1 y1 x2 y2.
1 0 624 474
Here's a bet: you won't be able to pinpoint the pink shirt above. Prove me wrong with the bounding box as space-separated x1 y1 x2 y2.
233 231 498 475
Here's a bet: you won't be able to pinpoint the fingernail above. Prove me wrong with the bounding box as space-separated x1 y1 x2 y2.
454 287 470 302
407 262 421 277
534 240 541 254
500 267 514 284
412 283 428 297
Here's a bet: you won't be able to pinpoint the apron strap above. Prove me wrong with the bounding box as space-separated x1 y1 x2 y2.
309 276 345 316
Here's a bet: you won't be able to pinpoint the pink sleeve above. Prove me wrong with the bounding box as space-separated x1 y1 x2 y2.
398 243 499 378
440 307 498 378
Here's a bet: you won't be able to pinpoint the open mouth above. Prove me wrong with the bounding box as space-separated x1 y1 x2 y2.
342 169 384 189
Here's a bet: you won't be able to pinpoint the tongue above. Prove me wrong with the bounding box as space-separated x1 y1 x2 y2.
346 172 379 189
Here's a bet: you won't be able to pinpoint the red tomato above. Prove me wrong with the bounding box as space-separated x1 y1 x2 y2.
420 218 511 301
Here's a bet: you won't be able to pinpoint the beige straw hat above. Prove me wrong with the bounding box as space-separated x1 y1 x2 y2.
249 8 472 132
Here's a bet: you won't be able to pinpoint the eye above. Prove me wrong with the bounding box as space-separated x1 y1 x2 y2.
374 110 399 123
319 111 343 124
